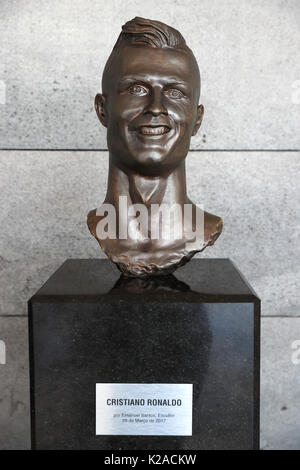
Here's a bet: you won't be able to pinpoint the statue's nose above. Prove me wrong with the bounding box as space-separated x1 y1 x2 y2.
145 88 168 116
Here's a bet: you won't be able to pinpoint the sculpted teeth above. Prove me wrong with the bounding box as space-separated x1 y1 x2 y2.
140 126 169 135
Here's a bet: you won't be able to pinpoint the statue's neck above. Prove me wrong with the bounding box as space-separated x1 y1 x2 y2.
105 155 188 208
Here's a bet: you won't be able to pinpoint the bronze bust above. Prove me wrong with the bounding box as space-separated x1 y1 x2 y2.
88 17 222 277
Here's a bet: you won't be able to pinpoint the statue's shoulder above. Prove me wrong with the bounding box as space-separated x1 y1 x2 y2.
87 208 100 237
204 209 223 245
189 201 223 246
87 204 115 239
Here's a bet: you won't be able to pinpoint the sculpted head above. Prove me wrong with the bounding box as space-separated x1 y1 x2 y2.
95 17 204 177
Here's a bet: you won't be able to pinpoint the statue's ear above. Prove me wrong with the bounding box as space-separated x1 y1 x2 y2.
192 104 204 136
95 93 107 127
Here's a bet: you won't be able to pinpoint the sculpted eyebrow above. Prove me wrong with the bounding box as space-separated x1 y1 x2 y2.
165 81 190 89
117 77 149 91
118 76 148 84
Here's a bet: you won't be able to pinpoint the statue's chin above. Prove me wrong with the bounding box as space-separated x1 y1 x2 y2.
124 153 170 172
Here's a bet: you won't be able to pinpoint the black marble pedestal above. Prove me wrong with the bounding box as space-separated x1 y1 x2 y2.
28 259 260 450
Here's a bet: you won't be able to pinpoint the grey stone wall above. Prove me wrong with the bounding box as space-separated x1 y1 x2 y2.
0 0 299 449
0 0 299 150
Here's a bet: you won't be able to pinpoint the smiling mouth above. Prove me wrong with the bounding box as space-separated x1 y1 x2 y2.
138 126 170 136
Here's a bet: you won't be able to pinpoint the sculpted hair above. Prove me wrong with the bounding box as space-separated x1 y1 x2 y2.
101 17 199 96
114 17 189 50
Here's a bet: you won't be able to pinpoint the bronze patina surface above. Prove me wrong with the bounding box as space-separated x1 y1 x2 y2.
88 17 222 277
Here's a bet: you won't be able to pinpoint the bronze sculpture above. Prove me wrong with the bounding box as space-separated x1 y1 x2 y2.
88 17 222 277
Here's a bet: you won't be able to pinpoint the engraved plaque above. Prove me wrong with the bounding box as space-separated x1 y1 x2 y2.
96 383 193 436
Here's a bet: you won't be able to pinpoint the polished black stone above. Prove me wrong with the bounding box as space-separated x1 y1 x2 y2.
28 259 260 450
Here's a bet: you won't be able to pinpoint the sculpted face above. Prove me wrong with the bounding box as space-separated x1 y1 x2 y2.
95 44 204 176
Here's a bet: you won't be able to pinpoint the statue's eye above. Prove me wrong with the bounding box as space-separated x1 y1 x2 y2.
129 84 148 96
165 88 184 99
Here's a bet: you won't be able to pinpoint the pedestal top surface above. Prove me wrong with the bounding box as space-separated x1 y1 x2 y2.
30 259 259 303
